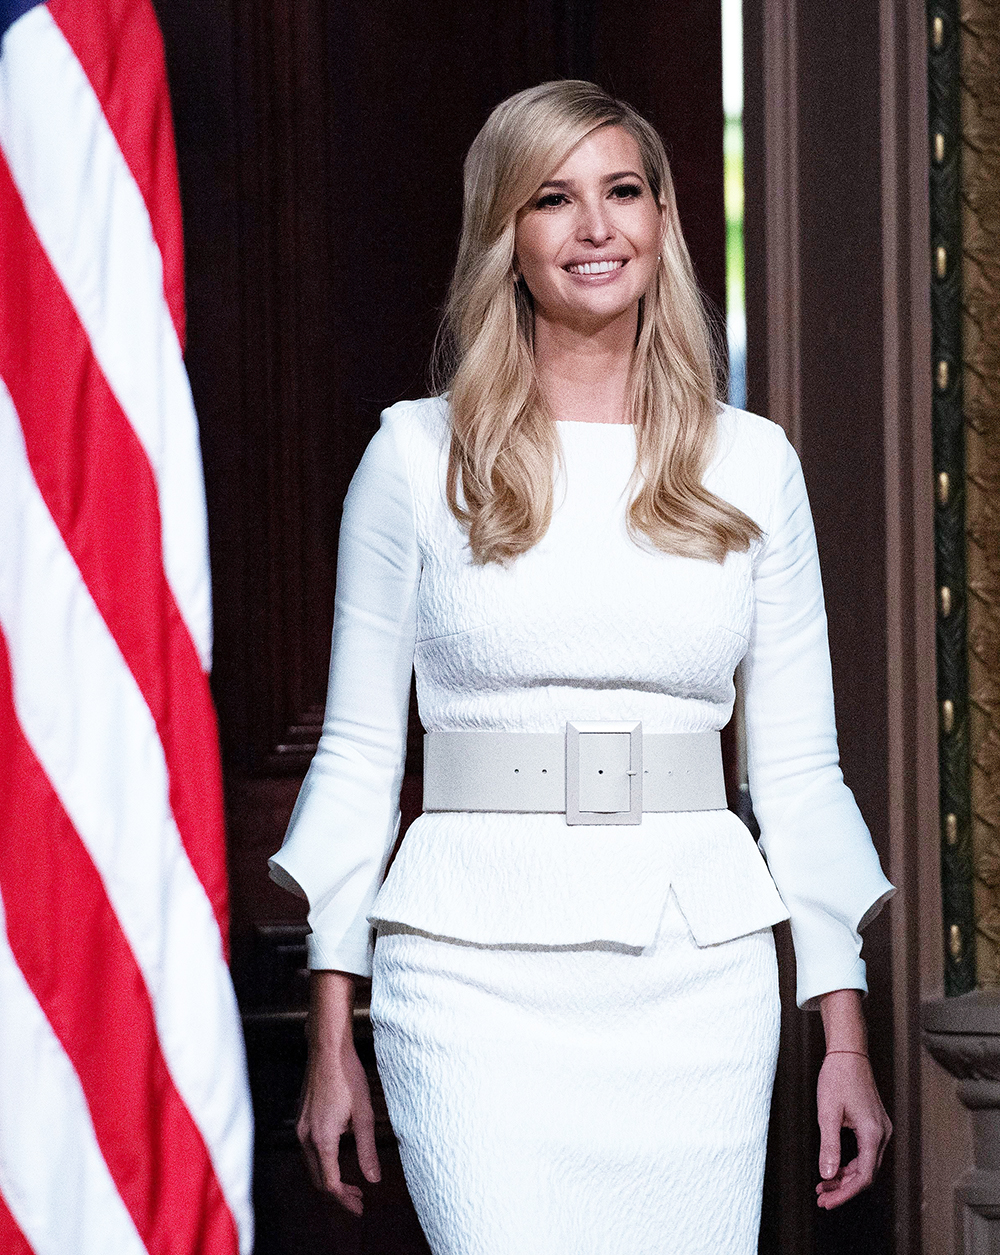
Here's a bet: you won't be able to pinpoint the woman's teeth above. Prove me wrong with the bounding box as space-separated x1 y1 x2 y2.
566 260 625 275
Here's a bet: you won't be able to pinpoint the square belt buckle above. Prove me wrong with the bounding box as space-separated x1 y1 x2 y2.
565 721 643 825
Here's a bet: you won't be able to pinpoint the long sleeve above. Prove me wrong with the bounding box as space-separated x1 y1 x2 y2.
742 423 894 1008
268 411 421 976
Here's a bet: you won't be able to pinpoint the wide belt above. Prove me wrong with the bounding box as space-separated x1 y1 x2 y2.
423 724 726 825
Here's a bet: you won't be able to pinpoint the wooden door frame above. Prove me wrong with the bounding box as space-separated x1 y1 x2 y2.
744 0 935 1249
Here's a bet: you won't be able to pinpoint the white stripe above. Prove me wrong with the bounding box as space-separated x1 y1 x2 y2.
0 888 149 1255
0 382 253 1253
0 7 212 668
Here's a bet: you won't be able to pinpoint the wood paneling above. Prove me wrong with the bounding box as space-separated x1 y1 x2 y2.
594 0 727 316
743 0 935 1249
795 9 895 1245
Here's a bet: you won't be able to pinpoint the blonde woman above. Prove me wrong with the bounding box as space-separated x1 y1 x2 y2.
269 81 894 1253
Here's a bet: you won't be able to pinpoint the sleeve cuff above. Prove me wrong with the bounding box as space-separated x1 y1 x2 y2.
267 854 308 901
797 954 868 1012
306 919 374 978
857 886 895 932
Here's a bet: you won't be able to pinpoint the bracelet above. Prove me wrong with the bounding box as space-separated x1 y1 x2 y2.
825 1049 869 1059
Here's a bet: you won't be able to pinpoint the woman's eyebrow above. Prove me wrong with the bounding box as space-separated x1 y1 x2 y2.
535 169 645 192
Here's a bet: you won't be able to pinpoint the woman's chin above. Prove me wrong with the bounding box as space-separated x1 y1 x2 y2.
537 297 644 339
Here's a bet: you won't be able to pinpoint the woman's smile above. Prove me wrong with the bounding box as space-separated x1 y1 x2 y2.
564 257 628 277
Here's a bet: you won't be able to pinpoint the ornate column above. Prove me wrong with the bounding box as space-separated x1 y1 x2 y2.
923 0 1000 1250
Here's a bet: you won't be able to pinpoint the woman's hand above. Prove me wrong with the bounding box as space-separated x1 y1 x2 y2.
815 1050 892 1208
814 989 892 1210
297 970 382 1215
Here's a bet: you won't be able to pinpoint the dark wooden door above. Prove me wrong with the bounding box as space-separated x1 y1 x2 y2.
156 2 726 1249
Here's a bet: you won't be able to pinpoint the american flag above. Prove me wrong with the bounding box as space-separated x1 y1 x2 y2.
0 1 254 1252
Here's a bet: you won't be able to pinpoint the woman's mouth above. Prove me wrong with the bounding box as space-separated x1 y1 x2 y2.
564 259 627 275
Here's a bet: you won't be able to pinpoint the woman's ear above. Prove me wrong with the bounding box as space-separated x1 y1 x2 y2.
657 215 670 265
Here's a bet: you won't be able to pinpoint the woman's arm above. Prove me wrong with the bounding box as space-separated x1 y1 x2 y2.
269 406 421 975
269 405 424 1208
814 989 892 1209
297 971 381 1216
741 420 894 1007
739 419 894 1205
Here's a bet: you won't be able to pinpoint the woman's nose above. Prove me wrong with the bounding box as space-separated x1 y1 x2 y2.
575 199 614 245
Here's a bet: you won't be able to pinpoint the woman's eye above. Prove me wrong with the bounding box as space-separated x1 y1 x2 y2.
610 182 643 200
534 192 568 209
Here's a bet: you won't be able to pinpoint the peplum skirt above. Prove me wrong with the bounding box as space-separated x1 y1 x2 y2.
370 893 780 1255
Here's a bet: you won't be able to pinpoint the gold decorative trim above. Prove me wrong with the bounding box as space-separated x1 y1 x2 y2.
930 0 975 995
961 0 1000 986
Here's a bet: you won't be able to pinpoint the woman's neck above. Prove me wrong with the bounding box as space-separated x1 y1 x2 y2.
532 310 636 425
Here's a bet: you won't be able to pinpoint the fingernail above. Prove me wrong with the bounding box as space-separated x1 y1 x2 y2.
821 1162 836 1179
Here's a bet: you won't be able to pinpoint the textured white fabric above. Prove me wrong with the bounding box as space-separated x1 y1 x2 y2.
269 397 894 1007
371 895 780 1255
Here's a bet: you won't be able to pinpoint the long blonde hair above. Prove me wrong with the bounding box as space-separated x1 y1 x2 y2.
436 80 760 565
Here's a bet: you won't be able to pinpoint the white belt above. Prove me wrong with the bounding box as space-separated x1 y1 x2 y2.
423 723 727 825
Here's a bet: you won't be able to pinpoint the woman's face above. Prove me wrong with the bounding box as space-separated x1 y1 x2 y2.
513 125 663 337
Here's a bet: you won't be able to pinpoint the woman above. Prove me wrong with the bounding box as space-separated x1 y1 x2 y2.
269 80 894 1253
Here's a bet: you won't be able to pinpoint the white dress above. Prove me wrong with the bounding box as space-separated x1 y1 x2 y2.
269 397 894 1253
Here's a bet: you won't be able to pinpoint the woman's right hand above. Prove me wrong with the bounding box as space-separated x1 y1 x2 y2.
297 970 382 1215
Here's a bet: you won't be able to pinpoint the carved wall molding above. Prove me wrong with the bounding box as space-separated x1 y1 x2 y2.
930 0 977 994
961 0 1000 988
923 992 1000 1251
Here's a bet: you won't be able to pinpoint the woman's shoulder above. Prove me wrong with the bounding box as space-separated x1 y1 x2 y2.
709 404 801 527
714 403 793 460
355 397 451 515
377 394 451 450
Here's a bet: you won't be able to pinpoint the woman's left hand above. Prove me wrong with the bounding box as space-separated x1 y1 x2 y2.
815 1051 892 1207
814 989 892 1209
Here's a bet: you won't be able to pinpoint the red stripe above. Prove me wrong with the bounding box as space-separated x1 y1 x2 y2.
0 632 238 1255
0 151 229 946
47 0 186 347
0 1189 34 1255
